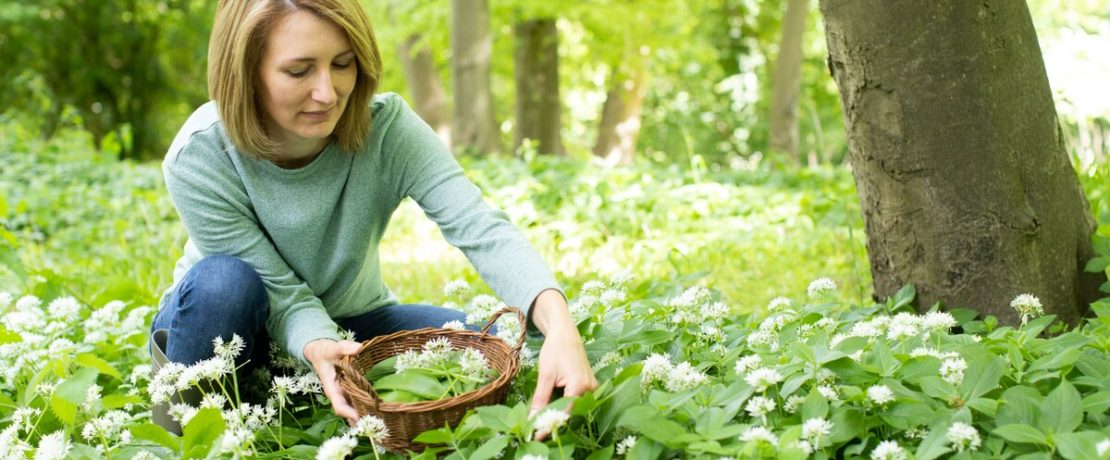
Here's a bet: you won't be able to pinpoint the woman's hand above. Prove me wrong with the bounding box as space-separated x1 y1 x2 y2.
528 289 598 441
304 338 363 425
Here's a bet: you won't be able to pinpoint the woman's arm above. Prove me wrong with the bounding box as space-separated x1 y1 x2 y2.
528 289 598 440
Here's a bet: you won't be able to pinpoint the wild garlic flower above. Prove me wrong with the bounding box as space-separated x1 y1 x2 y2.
817 385 840 401
271 376 296 399
442 320 466 330
533 409 570 435
665 362 708 392
521 455 548 460
745 396 776 420
224 403 277 432
745 367 784 392
219 428 256 457
886 313 920 340
581 280 606 293
1010 294 1043 325
945 422 980 452
940 356 967 386
459 348 490 379
1095 438 1109 457
13 407 41 432
867 385 895 405
807 278 837 298
599 289 627 306
870 440 906 460
615 435 637 455
609 270 634 286
759 315 789 333
767 296 792 312
597 351 622 368
395 349 423 373
81 410 131 442
352 414 389 443
783 395 806 414
169 403 198 425
34 430 71 460
746 330 776 348
46 297 81 319
201 393 228 410
213 334 245 360
0 291 12 308
83 385 102 411
422 337 454 364
735 355 762 375
316 435 357 460
739 426 779 446
443 279 470 297
921 311 957 331
641 353 673 388
802 417 833 441
0 425 29 459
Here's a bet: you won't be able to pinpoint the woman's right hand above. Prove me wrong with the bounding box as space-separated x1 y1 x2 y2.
303 338 363 425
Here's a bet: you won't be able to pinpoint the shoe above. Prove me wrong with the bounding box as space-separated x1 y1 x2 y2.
149 329 203 436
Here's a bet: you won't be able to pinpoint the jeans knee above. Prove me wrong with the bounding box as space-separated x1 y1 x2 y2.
184 255 268 323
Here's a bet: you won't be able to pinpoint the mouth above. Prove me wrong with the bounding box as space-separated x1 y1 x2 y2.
302 108 333 119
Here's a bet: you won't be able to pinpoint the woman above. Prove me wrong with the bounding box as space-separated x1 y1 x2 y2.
150 0 595 435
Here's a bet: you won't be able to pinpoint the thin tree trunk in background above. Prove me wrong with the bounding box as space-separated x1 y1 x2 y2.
513 18 564 156
769 0 809 164
451 0 501 154
593 55 648 165
820 0 1103 325
398 33 451 147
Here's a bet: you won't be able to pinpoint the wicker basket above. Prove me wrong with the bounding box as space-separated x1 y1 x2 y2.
335 307 525 452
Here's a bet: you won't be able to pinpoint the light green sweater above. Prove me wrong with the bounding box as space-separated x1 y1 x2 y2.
161 93 559 364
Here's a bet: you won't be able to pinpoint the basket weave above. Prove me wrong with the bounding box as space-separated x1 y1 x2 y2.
335 307 525 452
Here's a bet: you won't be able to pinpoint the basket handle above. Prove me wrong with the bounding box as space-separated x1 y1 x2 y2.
480 306 527 355
335 360 383 411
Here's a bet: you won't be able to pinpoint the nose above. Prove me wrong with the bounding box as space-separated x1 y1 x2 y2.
311 69 337 106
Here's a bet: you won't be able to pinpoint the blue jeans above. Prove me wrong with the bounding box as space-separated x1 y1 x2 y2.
150 255 474 368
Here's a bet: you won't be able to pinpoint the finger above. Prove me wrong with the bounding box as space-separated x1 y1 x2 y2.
338 340 362 356
319 366 360 422
529 370 556 419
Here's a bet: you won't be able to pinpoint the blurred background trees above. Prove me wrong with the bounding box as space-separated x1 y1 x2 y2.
0 0 1106 167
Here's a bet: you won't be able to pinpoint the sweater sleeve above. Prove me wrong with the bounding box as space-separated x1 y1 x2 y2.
163 137 340 364
380 95 562 324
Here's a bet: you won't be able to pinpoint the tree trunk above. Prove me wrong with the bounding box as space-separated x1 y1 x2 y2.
593 57 648 165
513 18 563 156
769 0 809 164
398 33 451 147
450 0 501 154
820 0 1103 325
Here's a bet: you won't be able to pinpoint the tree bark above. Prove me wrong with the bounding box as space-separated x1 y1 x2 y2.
593 57 648 165
398 33 451 147
450 0 501 154
513 18 564 156
820 0 1103 325
769 0 809 164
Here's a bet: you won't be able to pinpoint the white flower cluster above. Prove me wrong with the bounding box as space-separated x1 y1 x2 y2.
1010 293 1043 325
945 422 980 452
640 353 708 392
867 385 895 405
533 409 570 436
316 414 390 459
34 430 72 460
870 440 906 460
940 356 967 386
801 417 834 442
745 396 776 421
807 278 837 298
739 425 779 447
443 279 470 298
615 435 637 455
81 410 132 443
664 286 729 326
82 300 152 345
767 296 792 312
394 338 492 380
744 367 784 392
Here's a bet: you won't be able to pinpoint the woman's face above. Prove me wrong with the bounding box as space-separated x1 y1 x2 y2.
258 10 357 160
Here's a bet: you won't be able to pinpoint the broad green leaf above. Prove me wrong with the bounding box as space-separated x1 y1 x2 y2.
50 367 98 424
373 372 446 400
378 390 421 403
995 386 1042 426
584 446 614 460
992 424 1047 445
469 435 509 460
597 373 642 439
182 408 226 459
1081 391 1110 414
412 428 453 444
1021 315 1056 338
0 242 27 281
870 341 899 377
914 425 952 460
1039 380 1082 434
959 356 1004 401
1027 347 1082 373
617 405 696 449
76 353 122 380
892 284 916 309
829 407 868 443
800 389 828 420
103 394 144 409
475 405 513 433
919 376 957 400
966 397 998 417
1083 255 1110 272
129 422 180 450
1054 431 1106 460
879 401 935 430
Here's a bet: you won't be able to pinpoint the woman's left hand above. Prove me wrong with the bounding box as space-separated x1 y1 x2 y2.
528 289 598 441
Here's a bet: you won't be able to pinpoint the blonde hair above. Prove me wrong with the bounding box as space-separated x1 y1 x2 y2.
207 0 382 159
